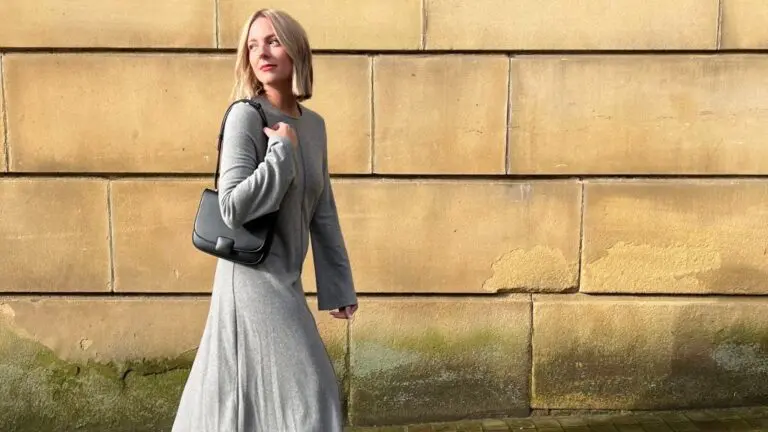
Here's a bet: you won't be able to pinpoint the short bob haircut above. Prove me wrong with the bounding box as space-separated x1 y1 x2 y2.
231 9 313 102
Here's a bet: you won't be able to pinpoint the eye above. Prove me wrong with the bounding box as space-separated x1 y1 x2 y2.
270 39 281 47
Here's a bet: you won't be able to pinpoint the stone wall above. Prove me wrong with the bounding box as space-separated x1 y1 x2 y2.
1 1 767 430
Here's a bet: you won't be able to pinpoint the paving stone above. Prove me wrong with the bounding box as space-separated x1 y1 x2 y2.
504 418 536 429
688 421 725 431
634 415 665 425
739 407 768 419
639 423 674 432
454 422 484 432
684 412 714 422
665 422 701 432
744 417 768 429
587 416 619 425
719 419 753 431
561 427 590 432
705 409 744 420
558 417 588 427
481 419 510 431
656 414 689 424
589 425 619 432
612 417 642 425
533 418 563 429
616 426 645 432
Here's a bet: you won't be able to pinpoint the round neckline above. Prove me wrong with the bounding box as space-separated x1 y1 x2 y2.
255 95 303 120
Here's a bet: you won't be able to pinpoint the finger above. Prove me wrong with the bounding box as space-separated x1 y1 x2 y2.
344 307 351 319
262 127 274 136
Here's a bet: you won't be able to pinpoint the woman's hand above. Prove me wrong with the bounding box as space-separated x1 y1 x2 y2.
263 122 298 148
330 304 358 320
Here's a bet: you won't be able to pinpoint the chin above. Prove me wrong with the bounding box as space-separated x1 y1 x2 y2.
256 73 291 88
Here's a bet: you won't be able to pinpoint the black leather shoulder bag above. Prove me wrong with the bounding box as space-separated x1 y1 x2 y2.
192 99 278 265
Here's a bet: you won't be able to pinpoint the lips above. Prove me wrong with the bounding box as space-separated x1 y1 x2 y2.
260 64 276 71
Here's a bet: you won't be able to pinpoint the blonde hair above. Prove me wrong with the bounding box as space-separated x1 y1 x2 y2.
231 9 313 102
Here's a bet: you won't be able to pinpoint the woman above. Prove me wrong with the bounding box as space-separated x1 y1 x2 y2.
173 9 358 432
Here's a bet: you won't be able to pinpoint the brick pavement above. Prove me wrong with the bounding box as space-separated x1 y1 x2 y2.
345 406 768 432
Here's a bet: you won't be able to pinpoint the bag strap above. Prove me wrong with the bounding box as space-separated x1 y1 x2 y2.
214 98 269 190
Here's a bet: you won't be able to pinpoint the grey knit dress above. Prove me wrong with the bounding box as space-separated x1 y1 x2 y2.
172 95 357 432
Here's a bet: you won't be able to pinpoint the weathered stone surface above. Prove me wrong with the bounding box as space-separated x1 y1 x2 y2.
111 180 216 293
509 55 768 174
0 179 110 292
4 54 232 173
1 57 6 172
0 296 346 431
721 0 768 49
349 296 531 425
374 56 508 174
425 0 718 50
582 180 768 294
0 297 209 362
304 56 372 174
0 297 207 431
0 0 215 48
533 295 768 409
218 0 421 50
315 179 580 293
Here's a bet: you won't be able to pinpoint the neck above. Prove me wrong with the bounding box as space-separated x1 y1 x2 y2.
263 85 300 117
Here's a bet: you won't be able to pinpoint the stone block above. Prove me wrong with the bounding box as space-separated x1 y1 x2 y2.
0 295 346 430
111 180 216 293
4 54 232 173
425 0 718 50
533 295 768 408
0 0 215 48
349 296 531 425
0 179 110 292
509 55 768 174
303 55 372 174
317 179 581 293
721 0 768 49
582 180 768 294
374 56 508 174
218 0 421 50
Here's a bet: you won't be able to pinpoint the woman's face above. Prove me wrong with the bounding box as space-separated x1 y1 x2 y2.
248 17 293 90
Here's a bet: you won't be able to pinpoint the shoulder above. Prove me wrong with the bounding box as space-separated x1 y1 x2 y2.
299 105 327 133
223 100 265 135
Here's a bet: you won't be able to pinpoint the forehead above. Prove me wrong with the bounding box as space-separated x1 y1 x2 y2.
248 16 276 39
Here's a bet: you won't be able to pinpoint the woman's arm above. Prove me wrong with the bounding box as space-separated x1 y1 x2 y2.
310 128 358 312
217 102 296 229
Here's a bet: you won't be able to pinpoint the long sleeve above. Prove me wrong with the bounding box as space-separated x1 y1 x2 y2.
218 102 296 229
310 145 357 311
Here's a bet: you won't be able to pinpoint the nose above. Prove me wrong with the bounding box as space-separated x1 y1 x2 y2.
256 44 270 59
